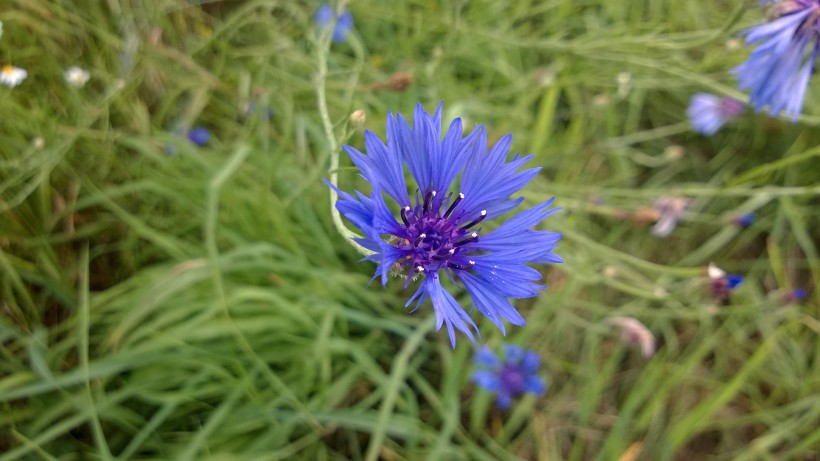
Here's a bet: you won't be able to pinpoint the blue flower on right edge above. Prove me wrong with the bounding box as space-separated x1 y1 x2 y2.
732 1 820 120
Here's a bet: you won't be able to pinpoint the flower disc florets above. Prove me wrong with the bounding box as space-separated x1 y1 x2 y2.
327 102 562 347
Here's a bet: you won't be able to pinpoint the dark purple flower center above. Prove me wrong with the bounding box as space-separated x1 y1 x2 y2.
719 97 745 118
392 189 485 275
499 365 527 395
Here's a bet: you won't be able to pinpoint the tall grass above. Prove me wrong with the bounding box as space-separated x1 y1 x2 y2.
1 0 818 459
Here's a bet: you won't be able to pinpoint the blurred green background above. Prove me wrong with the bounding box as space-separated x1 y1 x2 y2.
1 0 818 459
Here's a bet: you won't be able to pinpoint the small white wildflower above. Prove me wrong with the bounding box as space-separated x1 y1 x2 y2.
651 196 691 238
64 66 90 87
349 109 366 128
707 262 726 280
0 65 27 87
616 72 632 99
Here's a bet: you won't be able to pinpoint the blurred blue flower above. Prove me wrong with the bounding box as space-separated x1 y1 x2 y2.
326 102 562 347
686 93 745 135
708 263 744 301
471 344 546 410
785 287 808 302
733 213 757 227
731 1 820 120
187 126 210 146
315 4 354 43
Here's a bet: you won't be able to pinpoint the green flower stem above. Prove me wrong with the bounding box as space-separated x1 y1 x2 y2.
314 3 375 257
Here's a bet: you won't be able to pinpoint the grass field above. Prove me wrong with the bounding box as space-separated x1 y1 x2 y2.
1 1 819 459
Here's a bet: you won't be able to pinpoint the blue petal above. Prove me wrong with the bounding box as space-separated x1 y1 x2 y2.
521 350 541 374
687 93 727 136
477 200 562 262
524 375 547 396
727 274 745 290
471 370 501 392
504 344 524 363
430 117 477 201
471 257 544 299
454 131 541 220
394 105 438 191
458 271 526 330
421 274 479 348
496 391 513 410
474 346 501 368
732 8 816 119
364 130 410 207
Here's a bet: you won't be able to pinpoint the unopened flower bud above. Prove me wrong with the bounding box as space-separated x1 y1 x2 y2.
349 109 366 128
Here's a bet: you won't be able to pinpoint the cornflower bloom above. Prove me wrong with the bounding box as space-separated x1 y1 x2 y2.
686 93 745 135
315 4 354 43
471 344 546 410
328 103 562 346
784 287 808 302
0 65 27 87
732 0 820 120
708 263 744 302
187 126 210 146
732 213 757 227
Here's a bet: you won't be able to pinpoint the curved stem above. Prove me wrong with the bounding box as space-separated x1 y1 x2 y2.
314 3 374 257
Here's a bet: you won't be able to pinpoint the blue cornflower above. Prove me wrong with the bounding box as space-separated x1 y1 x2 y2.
187 126 210 146
785 287 808 302
327 102 562 347
471 344 547 410
733 213 757 227
732 1 820 120
686 93 745 135
708 263 744 301
315 4 354 43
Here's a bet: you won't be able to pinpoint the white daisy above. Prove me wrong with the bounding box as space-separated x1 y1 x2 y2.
0 65 27 87
64 66 90 87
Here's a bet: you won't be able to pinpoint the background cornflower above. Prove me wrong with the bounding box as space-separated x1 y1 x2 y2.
686 93 745 135
315 4 354 43
471 344 547 410
708 263 745 302
187 126 210 146
732 0 820 119
329 103 562 347
732 213 757 227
